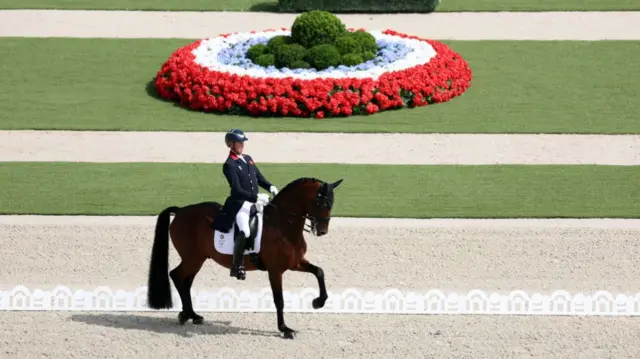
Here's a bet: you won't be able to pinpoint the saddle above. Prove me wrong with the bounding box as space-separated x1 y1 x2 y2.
237 204 259 250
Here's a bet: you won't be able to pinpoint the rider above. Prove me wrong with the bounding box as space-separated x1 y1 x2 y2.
216 128 278 280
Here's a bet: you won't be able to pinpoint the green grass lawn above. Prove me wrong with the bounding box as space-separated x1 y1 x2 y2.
1 162 637 218
0 0 638 11
1 38 639 134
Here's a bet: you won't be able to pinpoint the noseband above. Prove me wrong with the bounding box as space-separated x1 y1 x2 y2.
266 183 333 234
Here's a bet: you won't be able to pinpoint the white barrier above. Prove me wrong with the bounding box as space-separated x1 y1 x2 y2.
2 285 640 316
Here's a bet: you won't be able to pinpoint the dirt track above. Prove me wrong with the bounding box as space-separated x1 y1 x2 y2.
1 130 638 165
1 10 640 40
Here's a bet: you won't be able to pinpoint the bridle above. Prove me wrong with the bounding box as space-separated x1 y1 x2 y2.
265 183 334 235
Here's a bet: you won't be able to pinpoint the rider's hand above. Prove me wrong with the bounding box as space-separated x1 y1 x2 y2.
270 185 279 196
257 193 270 204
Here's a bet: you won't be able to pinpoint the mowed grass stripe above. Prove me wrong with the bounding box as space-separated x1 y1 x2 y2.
1 162 638 218
0 0 638 11
0 39 639 134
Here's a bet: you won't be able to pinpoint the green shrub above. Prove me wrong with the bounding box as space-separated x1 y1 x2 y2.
291 10 348 48
273 43 308 68
246 44 267 62
341 53 364 66
278 0 441 13
266 35 293 53
289 60 311 69
306 44 341 70
350 30 378 54
361 51 376 61
254 54 276 67
245 11 382 70
334 35 361 55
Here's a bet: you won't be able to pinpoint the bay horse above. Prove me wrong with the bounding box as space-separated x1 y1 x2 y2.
145 177 344 339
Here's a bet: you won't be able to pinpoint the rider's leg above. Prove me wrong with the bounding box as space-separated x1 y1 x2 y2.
235 202 251 238
230 202 251 280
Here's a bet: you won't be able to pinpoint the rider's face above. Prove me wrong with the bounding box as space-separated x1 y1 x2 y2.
231 141 244 154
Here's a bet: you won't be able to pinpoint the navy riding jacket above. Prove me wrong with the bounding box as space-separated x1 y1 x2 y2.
223 151 273 204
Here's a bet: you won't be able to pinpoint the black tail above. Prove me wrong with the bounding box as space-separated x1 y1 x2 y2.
146 206 180 309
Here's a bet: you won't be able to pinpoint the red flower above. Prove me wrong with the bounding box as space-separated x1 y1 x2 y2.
154 29 473 118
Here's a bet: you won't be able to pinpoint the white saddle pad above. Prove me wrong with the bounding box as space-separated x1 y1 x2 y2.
213 211 264 256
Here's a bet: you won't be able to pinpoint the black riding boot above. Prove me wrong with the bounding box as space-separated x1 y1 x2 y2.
230 231 247 280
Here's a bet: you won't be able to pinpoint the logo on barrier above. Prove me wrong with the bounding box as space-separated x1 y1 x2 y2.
1 285 640 316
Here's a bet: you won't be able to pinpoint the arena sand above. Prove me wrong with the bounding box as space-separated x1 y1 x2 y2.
2 217 640 293
4 312 640 359
1 9 640 359
2 217 640 358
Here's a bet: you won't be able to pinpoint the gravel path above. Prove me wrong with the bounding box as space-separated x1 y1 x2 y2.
1 10 639 40
2 130 638 165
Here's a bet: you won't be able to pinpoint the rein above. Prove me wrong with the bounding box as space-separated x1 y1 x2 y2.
264 189 333 235
264 202 315 233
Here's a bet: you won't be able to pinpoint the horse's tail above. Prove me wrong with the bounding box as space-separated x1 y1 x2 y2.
146 205 180 310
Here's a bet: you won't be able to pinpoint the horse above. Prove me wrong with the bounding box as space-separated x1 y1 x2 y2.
145 176 344 339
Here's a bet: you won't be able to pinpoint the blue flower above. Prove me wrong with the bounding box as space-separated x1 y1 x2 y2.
216 35 414 75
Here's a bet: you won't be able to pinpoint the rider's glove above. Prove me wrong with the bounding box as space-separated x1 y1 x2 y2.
269 185 279 196
257 193 270 204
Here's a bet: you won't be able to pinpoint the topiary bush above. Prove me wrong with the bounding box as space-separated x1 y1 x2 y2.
290 10 348 48
246 43 267 62
361 51 375 61
254 54 276 67
349 30 378 53
334 35 361 55
305 44 341 70
266 35 293 53
244 10 381 71
289 60 311 69
341 53 364 66
273 43 308 68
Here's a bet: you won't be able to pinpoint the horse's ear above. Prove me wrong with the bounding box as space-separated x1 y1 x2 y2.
330 179 343 189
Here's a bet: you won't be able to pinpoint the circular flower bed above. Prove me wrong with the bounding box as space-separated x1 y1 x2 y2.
154 15 473 118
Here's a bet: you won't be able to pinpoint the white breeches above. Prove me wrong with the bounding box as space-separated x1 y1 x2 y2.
235 201 253 237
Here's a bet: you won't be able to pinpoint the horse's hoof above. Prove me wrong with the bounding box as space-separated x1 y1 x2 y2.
192 315 204 325
280 326 296 339
312 297 326 309
178 312 189 325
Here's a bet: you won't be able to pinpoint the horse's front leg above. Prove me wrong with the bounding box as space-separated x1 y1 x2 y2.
268 269 296 339
294 258 328 309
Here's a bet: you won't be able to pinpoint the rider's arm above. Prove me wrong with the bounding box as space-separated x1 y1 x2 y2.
223 162 258 202
255 165 273 191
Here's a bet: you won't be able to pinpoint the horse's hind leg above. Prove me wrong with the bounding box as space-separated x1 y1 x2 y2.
169 256 206 325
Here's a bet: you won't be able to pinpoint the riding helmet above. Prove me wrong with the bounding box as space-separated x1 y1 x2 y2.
225 128 248 143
